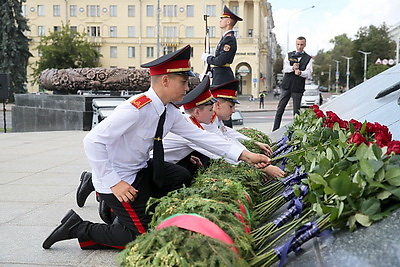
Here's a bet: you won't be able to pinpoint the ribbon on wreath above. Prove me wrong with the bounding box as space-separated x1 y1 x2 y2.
156 213 239 254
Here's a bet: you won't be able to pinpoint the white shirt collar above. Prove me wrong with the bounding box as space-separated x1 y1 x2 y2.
146 87 166 115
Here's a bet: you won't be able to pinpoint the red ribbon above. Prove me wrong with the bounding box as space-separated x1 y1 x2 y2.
156 213 239 254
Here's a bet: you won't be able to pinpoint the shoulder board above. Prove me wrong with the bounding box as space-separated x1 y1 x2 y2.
131 95 152 109
226 33 233 37
210 113 217 123
189 116 204 130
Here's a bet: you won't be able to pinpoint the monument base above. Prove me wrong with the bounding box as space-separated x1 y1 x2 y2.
12 94 127 132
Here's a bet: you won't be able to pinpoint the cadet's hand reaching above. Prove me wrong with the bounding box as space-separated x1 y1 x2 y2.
263 165 285 178
254 141 273 156
239 150 271 168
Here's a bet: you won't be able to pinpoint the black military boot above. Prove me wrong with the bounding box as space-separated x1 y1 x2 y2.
99 200 115 224
76 171 95 207
42 209 83 249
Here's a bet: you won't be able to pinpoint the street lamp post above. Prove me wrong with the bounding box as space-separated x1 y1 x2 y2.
333 60 340 93
358 50 371 82
342 56 352 91
328 64 332 91
286 5 315 53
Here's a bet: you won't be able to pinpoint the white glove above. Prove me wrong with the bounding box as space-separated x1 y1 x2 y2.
199 71 213 81
201 53 212 62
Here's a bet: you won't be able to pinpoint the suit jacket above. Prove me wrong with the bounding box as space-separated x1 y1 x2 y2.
281 51 312 93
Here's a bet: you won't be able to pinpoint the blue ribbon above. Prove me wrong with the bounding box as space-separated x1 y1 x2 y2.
281 187 295 200
274 222 319 267
272 197 304 227
274 221 331 267
275 135 289 148
298 184 309 199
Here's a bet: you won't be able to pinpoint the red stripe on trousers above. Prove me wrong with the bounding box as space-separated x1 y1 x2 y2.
80 240 125 250
122 202 146 234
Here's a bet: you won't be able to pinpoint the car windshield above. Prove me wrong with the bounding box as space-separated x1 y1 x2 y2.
303 89 319 96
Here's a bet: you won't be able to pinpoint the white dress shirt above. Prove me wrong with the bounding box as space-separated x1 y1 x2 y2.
282 52 313 80
83 88 245 193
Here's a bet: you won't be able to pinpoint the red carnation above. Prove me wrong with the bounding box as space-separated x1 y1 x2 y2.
349 119 362 131
387 140 400 155
339 119 349 130
326 111 341 123
314 109 325 118
348 132 368 146
365 122 376 133
375 131 391 147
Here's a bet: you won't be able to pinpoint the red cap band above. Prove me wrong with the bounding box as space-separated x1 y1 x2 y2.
183 90 214 110
149 59 191 76
212 89 238 100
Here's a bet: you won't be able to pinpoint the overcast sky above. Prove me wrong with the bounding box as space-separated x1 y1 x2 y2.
268 0 400 55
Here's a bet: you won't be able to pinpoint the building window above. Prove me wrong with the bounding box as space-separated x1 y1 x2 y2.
110 26 117 37
163 46 177 55
22 5 27 16
70 26 77 34
38 26 45 36
186 26 194 38
37 5 45 16
209 26 216 38
146 5 154 17
110 5 117 17
248 29 253 37
164 26 177 37
128 47 135 58
233 27 238 37
53 5 60 17
87 5 100 17
87 26 100 37
128 5 135 17
110 46 118 58
206 5 216 17
54 26 61 32
187 5 194 17
128 26 136 37
146 26 155 37
147 47 154 58
70 5 77 17
163 5 176 17
232 6 239 16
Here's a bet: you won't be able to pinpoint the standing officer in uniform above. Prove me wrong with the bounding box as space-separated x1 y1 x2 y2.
201 5 242 86
42 45 271 250
273 36 313 131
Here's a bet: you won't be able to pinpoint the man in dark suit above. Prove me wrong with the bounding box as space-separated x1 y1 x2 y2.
273 36 313 131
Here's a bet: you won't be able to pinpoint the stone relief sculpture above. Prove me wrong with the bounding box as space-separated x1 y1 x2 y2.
39 68 200 93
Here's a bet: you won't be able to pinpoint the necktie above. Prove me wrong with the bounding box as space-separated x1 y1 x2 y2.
153 108 166 188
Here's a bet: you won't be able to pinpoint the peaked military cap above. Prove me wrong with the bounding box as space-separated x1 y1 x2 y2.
210 79 241 104
141 44 195 76
220 5 243 21
175 76 217 110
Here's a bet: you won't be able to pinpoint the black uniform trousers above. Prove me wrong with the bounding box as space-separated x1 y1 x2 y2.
273 89 303 131
76 161 190 249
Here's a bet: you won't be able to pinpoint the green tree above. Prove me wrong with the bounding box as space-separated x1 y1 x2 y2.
32 24 101 85
351 24 395 85
0 0 31 100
